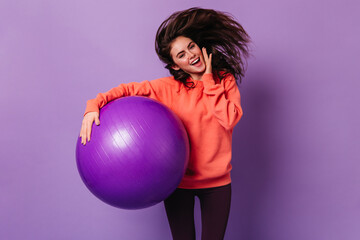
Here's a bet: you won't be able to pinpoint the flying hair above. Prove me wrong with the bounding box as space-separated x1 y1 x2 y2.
155 7 251 87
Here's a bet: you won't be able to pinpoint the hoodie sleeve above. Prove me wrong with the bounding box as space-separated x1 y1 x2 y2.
84 80 161 116
201 73 243 130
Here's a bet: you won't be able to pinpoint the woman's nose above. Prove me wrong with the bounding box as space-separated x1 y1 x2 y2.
188 51 196 58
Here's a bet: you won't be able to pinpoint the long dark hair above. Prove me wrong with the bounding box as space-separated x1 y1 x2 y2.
155 7 251 87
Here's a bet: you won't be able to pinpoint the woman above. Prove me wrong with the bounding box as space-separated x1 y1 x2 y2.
80 7 250 240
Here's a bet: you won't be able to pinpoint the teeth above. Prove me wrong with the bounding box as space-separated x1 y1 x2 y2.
191 58 199 65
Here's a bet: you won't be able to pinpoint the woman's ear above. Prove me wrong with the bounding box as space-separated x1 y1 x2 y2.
171 64 180 71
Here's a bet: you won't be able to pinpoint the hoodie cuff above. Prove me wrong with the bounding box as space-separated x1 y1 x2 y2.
201 73 216 88
84 99 100 117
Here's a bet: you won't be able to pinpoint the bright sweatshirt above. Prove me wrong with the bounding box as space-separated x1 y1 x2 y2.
84 72 243 189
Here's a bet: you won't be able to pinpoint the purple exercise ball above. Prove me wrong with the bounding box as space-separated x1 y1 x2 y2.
76 96 189 209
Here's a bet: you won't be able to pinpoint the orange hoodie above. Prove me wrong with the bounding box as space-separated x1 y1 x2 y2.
84 73 242 189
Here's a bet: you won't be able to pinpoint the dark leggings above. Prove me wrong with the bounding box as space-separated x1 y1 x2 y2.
164 184 231 240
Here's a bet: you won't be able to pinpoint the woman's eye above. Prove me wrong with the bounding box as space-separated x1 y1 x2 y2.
179 54 185 58
189 44 195 49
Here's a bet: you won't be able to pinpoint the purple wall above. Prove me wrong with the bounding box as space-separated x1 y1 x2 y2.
1 0 359 239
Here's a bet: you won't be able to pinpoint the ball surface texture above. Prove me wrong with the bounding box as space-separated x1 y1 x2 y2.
76 96 189 209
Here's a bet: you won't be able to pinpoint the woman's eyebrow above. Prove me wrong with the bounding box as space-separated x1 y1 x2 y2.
176 42 194 58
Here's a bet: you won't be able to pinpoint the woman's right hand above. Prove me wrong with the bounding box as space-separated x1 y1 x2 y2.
80 112 100 145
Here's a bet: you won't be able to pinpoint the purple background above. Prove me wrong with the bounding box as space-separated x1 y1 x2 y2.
1 0 359 239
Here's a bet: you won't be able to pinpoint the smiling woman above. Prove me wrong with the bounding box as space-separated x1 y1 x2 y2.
155 7 250 88
170 36 207 80
79 7 250 240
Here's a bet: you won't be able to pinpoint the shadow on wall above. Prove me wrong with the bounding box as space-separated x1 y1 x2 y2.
228 66 283 240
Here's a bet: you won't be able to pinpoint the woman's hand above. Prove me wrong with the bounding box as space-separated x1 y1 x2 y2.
80 112 100 145
202 47 212 74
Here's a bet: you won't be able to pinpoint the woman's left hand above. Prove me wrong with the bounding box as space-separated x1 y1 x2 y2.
202 47 212 74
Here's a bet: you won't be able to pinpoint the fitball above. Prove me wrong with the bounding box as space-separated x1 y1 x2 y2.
76 96 189 209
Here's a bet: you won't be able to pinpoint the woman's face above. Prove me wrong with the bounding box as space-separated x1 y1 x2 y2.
170 36 206 80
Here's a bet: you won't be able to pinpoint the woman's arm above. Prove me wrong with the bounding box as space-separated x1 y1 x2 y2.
84 80 158 116
200 48 243 130
80 80 160 145
202 73 243 130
